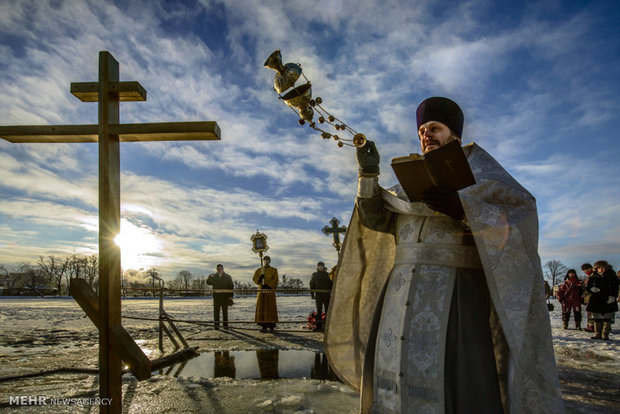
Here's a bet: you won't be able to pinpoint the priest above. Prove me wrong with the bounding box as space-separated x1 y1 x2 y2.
325 97 565 413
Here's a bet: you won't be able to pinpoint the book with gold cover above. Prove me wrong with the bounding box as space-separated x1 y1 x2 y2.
390 140 475 202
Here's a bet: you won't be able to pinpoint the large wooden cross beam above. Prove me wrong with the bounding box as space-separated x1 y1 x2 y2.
0 51 220 413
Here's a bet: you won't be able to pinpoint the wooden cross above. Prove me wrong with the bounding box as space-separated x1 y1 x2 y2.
322 217 347 254
0 51 220 413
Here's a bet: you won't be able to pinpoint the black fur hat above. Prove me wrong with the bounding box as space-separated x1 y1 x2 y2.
416 97 464 138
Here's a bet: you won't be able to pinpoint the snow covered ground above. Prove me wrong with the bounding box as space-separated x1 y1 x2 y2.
0 296 618 413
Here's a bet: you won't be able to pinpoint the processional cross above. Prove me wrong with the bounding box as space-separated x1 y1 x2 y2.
322 217 346 254
0 51 220 413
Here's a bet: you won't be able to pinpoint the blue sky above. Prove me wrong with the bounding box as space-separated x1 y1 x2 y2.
1 0 619 285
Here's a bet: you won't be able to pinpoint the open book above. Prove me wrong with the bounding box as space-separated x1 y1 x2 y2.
390 140 475 202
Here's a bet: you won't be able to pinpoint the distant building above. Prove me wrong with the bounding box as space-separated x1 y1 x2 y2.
0 272 58 296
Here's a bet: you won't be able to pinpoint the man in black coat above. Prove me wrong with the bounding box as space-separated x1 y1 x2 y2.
207 264 234 330
585 260 619 340
310 261 333 332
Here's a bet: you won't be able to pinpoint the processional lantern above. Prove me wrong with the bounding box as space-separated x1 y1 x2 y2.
264 49 367 148
251 230 269 267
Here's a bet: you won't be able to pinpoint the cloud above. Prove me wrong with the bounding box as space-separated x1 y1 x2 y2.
1 0 619 282
0 150 98 207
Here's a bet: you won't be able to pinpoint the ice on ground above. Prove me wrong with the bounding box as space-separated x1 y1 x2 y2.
0 296 618 413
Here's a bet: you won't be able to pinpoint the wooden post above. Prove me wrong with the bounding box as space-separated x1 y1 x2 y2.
159 288 164 353
98 51 122 414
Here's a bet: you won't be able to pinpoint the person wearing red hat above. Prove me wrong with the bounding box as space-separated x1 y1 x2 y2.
326 97 564 413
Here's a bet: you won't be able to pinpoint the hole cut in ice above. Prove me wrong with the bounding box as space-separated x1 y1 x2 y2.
154 350 340 381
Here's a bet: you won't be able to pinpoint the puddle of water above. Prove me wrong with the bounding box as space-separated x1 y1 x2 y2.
156 350 340 381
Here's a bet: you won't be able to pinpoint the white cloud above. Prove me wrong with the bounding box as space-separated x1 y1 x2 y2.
1 0 619 281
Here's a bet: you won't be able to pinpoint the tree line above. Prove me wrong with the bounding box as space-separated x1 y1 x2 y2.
0 254 306 296
0 255 99 296
167 270 304 293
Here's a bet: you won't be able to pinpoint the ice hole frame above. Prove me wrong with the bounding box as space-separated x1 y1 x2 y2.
0 51 220 414
118 286 335 341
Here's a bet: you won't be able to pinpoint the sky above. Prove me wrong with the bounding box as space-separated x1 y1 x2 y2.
1 0 619 286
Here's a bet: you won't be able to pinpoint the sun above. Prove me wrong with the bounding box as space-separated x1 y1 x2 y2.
114 219 163 270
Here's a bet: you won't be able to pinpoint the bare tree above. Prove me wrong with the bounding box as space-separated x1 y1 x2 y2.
0 265 8 288
65 255 99 290
176 270 193 290
279 274 304 289
38 255 68 295
167 279 181 292
85 255 99 288
14 263 47 295
544 260 568 291
288 277 305 289
191 275 207 292
233 280 252 291
67 255 86 280
145 268 162 289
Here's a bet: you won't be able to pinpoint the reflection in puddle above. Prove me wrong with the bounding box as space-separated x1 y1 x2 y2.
157 350 339 381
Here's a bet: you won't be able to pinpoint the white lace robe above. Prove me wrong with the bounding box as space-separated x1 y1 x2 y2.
325 143 564 413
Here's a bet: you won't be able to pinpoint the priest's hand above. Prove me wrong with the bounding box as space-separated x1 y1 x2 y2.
422 187 464 220
356 140 380 177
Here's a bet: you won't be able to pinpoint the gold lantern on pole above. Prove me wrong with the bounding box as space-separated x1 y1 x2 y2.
251 230 269 270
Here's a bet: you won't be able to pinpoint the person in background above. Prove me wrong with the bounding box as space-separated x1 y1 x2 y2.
544 280 554 311
585 260 619 340
581 263 595 332
253 255 279 333
556 269 583 330
309 261 333 332
206 264 234 330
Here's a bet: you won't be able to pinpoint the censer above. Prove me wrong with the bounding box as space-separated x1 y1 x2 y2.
264 50 367 148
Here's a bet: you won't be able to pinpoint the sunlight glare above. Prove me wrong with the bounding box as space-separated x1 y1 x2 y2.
114 219 163 270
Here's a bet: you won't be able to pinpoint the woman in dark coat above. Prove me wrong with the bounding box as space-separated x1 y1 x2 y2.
585 260 619 340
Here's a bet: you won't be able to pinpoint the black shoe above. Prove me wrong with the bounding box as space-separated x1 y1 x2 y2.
260 328 268 333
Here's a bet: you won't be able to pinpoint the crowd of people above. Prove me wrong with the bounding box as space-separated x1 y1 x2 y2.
205 258 333 333
555 261 619 340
